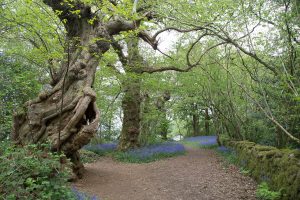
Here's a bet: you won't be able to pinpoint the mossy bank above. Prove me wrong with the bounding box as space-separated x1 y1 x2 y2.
224 141 300 200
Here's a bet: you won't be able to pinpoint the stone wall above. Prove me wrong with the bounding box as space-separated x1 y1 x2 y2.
225 141 300 200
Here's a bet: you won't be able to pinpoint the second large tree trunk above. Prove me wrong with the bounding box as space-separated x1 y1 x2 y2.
118 74 141 150
192 114 200 136
118 38 142 150
204 108 210 135
156 92 171 140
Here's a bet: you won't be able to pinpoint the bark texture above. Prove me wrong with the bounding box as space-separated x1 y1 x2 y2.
140 93 151 144
204 108 210 135
156 92 171 140
192 114 200 136
118 74 141 150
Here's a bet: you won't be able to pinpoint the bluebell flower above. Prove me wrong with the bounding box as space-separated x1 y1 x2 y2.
72 187 100 200
127 142 185 159
83 143 117 155
217 146 231 153
184 136 217 146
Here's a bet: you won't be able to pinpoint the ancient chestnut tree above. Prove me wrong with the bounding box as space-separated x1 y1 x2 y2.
11 0 156 177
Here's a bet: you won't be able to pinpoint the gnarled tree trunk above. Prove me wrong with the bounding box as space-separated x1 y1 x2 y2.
11 0 144 177
12 26 110 177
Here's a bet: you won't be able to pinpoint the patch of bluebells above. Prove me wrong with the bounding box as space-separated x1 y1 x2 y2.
83 143 117 155
184 136 218 146
72 188 99 200
128 142 185 158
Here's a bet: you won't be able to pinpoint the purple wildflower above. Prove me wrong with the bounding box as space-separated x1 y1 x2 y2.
72 187 99 200
217 146 231 153
184 136 218 146
127 142 185 159
84 143 117 154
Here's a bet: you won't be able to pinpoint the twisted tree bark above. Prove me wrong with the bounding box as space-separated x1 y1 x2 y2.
11 0 152 177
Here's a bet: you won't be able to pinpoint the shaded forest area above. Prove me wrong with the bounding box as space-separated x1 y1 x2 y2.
0 0 299 199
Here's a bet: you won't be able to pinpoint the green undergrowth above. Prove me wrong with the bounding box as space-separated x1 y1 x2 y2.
216 148 281 200
112 151 185 163
79 149 101 164
0 141 75 200
216 148 239 168
218 150 250 175
256 182 281 200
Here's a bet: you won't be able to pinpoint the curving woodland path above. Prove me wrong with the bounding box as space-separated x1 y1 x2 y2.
74 147 257 200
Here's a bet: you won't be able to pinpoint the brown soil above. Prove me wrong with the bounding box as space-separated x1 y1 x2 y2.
74 147 257 200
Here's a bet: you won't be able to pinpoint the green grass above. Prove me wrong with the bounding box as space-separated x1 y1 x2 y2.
179 141 201 148
216 150 239 167
112 151 185 163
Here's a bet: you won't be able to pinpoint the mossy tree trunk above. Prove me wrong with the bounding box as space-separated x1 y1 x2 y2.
140 93 151 144
118 74 141 150
192 113 200 136
204 108 210 135
117 38 143 150
156 92 170 140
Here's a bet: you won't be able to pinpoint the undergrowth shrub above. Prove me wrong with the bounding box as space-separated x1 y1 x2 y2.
0 141 95 200
256 182 281 200
79 149 101 164
216 146 239 167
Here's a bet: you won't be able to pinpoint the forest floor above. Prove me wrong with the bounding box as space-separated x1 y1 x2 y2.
74 147 257 200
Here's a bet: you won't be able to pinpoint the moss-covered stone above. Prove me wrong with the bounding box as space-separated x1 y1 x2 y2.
226 140 300 200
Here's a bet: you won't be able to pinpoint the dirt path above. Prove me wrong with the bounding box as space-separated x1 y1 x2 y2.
74 147 257 200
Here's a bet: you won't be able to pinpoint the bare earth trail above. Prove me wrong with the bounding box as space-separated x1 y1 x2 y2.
74 147 257 200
